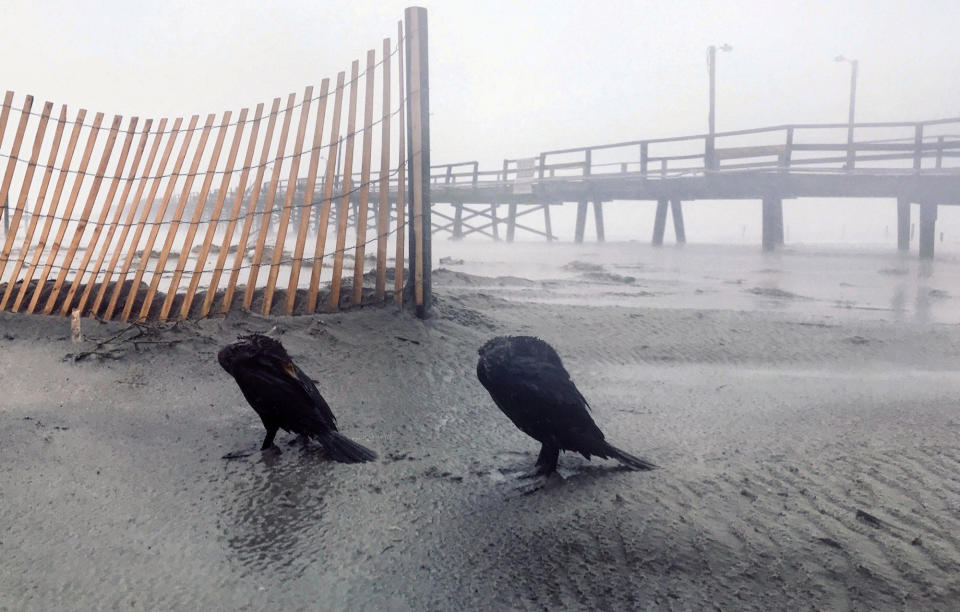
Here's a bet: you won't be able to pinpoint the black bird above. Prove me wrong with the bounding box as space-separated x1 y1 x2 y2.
477 336 656 477
218 334 376 463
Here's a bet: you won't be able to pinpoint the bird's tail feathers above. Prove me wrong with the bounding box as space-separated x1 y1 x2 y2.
322 432 378 463
598 441 658 471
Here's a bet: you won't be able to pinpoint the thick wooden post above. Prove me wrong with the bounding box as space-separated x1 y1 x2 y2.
506 203 518 242
897 197 910 251
919 201 937 259
574 201 588 243
543 204 553 241
489 204 500 240
670 199 685 243
768 197 784 245
762 196 780 252
652 198 668 246
394 19 406 305
405 6 431 318
452 202 463 239
593 201 605 242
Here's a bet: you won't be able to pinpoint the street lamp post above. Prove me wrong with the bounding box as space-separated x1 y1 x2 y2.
707 44 732 169
835 55 858 169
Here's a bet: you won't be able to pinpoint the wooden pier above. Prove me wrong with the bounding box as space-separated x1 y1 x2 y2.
420 118 960 258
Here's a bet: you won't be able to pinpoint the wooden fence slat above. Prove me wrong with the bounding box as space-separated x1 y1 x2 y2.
1 104 66 310
62 117 140 315
0 95 35 280
375 37 392 300
306 71 346 313
0 99 49 287
79 118 152 316
182 107 248 319
26 110 102 315
351 49 377 306
395 21 406 304
160 111 231 320
44 114 124 315
0 91 15 149
221 97 281 314
203 104 264 318
138 113 215 321
285 80 330 315
262 86 313 315
243 92 297 311
96 118 170 319
13 106 82 312
328 60 361 310
116 116 194 321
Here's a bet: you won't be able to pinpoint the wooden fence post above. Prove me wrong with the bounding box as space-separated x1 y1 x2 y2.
405 6 431 319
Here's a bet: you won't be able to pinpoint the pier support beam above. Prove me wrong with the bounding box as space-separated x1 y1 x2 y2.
652 198 668 246
897 197 910 250
670 199 686 243
452 202 463 240
543 205 553 241
506 203 518 242
593 201 605 242
919 201 938 259
762 196 783 251
773 199 784 245
575 200 588 243
490 204 500 240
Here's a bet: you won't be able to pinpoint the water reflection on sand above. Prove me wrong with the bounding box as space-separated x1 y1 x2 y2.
431 241 960 324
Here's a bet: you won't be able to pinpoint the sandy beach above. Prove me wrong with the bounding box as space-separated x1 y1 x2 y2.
2 241 960 610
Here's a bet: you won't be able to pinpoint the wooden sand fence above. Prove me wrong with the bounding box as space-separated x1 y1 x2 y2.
0 7 432 321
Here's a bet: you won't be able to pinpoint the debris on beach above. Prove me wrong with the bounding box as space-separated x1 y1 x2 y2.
562 260 604 272
581 271 636 284
746 286 807 299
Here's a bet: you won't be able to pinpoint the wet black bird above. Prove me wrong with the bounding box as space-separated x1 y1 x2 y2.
477 336 656 476
218 334 376 463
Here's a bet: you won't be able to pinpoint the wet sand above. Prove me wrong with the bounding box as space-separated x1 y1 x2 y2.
2 244 960 609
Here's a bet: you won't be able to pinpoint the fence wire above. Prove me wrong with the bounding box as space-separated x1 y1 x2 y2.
0 37 403 135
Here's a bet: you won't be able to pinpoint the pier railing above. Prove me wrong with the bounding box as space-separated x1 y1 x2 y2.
429 117 960 187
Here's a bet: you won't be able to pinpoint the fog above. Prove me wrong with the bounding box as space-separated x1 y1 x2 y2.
3 0 958 165
2 1 957 248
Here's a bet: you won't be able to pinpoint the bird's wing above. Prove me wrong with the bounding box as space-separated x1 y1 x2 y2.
291 363 338 430
231 353 338 433
479 357 603 443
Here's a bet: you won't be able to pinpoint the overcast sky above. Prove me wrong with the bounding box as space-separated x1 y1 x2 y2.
2 0 958 169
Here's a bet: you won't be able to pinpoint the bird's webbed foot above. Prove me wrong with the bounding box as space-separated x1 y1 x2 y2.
511 443 561 494
518 463 555 480
222 444 281 460
518 443 558 479
513 471 563 495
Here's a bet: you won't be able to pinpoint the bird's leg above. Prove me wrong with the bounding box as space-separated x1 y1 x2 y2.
222 426 282 460
260 425 280 451
519 443 559 479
